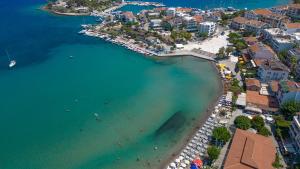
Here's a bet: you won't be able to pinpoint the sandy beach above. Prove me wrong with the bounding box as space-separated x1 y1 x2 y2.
160 61 224 169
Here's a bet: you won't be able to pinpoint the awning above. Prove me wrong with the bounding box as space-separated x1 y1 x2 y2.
245 106 262 113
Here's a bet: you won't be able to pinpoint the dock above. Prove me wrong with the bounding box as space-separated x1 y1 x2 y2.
158 50 216 62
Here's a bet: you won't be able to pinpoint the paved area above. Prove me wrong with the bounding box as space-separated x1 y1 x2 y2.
181 30 230 54
266 124 287 168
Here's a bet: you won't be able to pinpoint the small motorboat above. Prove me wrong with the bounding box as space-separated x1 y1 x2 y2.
9 60 16 68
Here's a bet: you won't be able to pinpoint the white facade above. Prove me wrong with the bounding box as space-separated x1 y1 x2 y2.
198 21 216 36
183 17 197 32
150 19 162 29
289 114 300 152
257 60 290 82
166 8 176 17
262 28 295 52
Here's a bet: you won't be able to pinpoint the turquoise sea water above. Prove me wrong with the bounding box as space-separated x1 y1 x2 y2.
0 0 290 169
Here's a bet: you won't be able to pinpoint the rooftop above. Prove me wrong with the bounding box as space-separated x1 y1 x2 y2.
249 43 276 59
224 129 276 169
122 11 135 19
284 22 300 29
244 37 258 45
176 7 192 13
260 59 290 72
246 90 278 109
246 78 261 88
289 3 300 9
253 9 273 16
279 80 300 93
270 80 279 93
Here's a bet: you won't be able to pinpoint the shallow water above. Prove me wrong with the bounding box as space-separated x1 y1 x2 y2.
0 0 289 168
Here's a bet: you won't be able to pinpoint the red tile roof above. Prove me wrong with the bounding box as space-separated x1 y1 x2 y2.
285 22 300 29
246 91 279 109
224 129 276 169
253 9 273 16
193 15 203 23
246 78 261 88
176 8 192 13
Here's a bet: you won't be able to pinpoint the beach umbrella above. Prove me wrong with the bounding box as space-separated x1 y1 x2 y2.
190 163 199 169
170 162 176 168
184 159 190 165
193 158 203 168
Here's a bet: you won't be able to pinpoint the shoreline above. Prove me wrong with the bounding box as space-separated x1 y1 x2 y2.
83 30 216 62
41 6 90 16
159 62 224 169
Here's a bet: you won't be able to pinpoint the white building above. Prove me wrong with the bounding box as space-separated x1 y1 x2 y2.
198 21 216 36
289 114 300 152
262 28 295 52
150 19 162 30
257 59 290 82
183 16 197 32
166 8 176 17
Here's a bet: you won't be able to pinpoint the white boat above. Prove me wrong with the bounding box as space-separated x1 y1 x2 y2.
9 60 16 68
78 30 86 34
6 50 16 68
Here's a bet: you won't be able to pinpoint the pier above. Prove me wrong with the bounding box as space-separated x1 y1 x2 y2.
158 50 216 62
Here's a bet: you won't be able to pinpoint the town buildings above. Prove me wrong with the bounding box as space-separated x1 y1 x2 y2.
287 4 300 20
230 17 269 34
257 59 290 82
245 9 287 28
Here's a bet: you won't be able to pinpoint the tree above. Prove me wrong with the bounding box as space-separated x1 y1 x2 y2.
161 21 173 31
216 47 226 60
274 115 291 139
275 128 283 139
212 127 231 146
258 126 271 137
280 100 300 120
207 146 221 162
234 115 251 130
251 115 265 130
225 47 234 56
198 32 208 38
272 153 283 169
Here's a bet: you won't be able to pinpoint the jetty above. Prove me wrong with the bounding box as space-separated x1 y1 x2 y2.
158 50 216 62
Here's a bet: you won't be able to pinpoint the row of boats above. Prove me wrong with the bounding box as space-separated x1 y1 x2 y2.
81 29 158 56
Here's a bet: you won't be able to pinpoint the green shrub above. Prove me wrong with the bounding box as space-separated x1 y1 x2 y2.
234 115 251 130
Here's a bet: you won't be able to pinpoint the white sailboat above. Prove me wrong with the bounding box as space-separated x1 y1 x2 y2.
6 50 16 68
